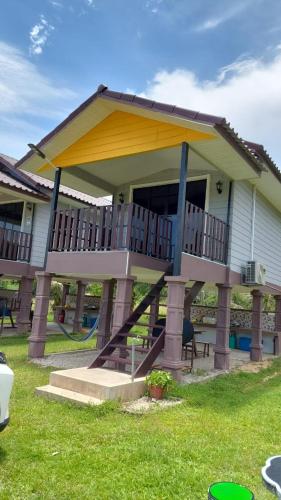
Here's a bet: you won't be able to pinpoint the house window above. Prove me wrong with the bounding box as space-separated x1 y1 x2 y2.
0 202 24 231
133 179 207 215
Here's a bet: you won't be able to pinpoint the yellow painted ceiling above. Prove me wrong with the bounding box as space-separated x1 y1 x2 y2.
38 110 216 172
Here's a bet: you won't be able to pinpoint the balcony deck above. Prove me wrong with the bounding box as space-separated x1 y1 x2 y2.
0 227 32 263
47 202 229 281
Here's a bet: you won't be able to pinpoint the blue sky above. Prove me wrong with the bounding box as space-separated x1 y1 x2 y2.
1 0 281 163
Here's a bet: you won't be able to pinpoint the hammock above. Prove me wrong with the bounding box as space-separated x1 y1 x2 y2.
55 315 100 342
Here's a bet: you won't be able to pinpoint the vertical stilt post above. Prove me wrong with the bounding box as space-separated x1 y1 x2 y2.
17 276 33 333
111 276 135 336
73 281 87 333
162 276 186 380
173 142 189 276
251 290 263 361
96 280 114 349
28 272 52 358
148 295 159 335
44 167 61 269
214 284 231 370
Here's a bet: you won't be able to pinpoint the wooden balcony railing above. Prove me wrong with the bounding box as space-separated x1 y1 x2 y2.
50 203 173 260
0 228 32 262
50 202 229 265
183 202 229 264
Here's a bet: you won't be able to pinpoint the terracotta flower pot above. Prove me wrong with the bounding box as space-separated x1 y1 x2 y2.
149 385 165 400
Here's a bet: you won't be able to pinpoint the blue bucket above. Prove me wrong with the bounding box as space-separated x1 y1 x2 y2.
89 316 97 328
239 336 251 352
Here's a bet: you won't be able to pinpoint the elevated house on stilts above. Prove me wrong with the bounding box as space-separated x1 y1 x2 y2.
15 84 281 401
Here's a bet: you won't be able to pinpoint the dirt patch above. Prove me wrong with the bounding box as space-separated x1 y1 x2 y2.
123 396 183 414
237 359 273 373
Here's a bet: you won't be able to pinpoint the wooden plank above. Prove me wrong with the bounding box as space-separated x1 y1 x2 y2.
111 204 119 250
71 209 79 251
52 210 60 251
103 205 112 249
90 206 97 250
97 206 105 250
76 208 85 251
117 203 125 249
64 209 73 251
142 208 149 255
125 203 133 251
58 210 66 251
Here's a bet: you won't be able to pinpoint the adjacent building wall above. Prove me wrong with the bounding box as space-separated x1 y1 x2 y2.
228 181 252 273
254 190 281 285
229 180 281 286
29 203 50 268
208 172 230 222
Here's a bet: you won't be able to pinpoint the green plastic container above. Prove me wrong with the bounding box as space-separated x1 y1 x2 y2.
208 482 254 500
229 334 236 349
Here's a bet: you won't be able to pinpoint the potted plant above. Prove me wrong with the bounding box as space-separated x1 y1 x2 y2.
145 370 172 400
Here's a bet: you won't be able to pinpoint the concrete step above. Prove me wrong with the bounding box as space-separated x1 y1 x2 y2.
36 384 104 406
44 367 145 402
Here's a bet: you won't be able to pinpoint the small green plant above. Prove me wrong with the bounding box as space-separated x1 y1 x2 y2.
145 370 172 389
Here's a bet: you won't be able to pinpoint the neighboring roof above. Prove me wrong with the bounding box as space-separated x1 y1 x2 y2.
0 153 108 206
16 84 269 176
24 171 109 206
244 140 281 184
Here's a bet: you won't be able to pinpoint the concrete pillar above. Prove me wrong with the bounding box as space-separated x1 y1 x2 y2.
274 295 281 355
73 281 87 333
251 289 263 362
62 283 70 307
162 276 186 380
28 272 52 358
17 277 33 333
148 295 159 335
184 288 191 320
96 280 114 349
111 276 135 336
214 284 232 370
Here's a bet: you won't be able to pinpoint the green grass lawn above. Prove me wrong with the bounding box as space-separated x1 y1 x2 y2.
0 336 280 499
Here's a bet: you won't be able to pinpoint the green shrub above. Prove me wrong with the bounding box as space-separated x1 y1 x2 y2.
145 370 172 389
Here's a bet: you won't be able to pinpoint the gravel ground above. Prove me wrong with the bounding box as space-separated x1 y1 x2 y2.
123 396 183 414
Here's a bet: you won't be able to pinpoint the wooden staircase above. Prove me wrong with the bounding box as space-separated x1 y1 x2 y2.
89 271 171 377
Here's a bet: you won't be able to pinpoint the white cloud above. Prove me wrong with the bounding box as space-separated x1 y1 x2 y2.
145 0 163 14
0 41 76 158
29 15 54 55
141 50 281 165
194 1 253 32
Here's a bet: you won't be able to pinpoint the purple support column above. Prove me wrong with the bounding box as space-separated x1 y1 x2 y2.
111 276 135 336
17 277 33 333
251 289 263 362
28 272 52 358
184 288 191 320
148 295 159 335
214 284 231 370
73 281 87 333
62 283 70 307
274 295 281 355
162 276 186 380
96 280 114 349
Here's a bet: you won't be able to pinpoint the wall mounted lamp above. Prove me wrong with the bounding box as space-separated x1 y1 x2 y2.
216 180 223 194
118 192 125 204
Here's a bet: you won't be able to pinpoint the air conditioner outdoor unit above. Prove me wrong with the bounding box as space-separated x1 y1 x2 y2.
241 261 266 286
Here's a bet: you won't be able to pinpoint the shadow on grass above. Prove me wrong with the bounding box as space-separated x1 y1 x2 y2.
172 356 281 415
0 446 7 463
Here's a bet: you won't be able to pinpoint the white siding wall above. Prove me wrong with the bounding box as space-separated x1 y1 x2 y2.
30 200 73 268
229 181 281 286
29 203 50 267
228 181 253 273
253 191 281 285
208 172 230 222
